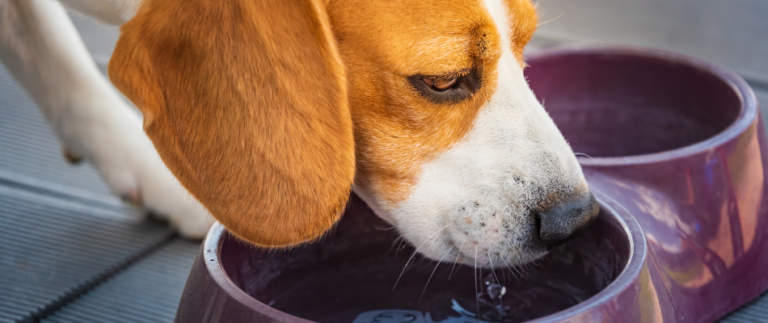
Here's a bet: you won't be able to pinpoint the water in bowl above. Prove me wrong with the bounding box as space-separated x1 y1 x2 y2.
227 208 627 323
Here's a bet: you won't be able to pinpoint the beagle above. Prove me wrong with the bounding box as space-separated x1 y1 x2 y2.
0 0 598 268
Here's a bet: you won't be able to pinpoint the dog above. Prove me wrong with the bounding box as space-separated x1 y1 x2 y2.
0 0 598 268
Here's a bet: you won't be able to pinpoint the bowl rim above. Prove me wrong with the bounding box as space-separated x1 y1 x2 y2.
526 46 759 167
529 190 647 322
201 191 647 323
203 224 314 322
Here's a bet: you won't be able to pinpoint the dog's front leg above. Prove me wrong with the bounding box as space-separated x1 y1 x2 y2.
0 0 214 237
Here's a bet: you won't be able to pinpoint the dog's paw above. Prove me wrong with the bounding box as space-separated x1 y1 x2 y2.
56 90 215 239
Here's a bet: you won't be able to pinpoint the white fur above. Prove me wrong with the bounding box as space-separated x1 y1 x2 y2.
359 0 585 268
0 0 213 237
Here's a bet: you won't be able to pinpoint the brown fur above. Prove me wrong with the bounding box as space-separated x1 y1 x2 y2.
506 0 538 62
109 0 537 247
109 0 354 247
328 0 538 205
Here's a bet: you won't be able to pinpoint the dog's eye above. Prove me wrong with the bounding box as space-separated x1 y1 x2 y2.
408 69 480 104
423 76 458 92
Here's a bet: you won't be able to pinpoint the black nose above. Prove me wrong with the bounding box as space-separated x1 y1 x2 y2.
538 193 599 248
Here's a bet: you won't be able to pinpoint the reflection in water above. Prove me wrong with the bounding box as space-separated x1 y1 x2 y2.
352 300 499 323
333 270 592 323
352 277 526 323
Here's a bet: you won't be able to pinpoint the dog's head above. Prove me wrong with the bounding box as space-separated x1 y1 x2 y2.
109 0 598 267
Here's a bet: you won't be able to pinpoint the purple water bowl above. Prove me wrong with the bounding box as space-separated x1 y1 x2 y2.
175 47 768 323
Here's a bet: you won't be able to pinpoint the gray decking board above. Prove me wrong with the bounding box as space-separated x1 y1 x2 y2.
41 239 200 323
534 0 768 86
0 63 126 210
721 290 768 323
0 186 174 323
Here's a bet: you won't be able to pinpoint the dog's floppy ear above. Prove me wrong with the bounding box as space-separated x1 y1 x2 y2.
108 0 354 247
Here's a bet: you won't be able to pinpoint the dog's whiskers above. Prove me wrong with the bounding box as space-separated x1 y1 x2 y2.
448 238 467 280
418 255 445 305
574 152 594 159
392 224 451 291
488 250 501 284
537 12 564 27
474 246 479 317
500 243 524 280
389 235 406 256
517 254 534 277
501 256 520 280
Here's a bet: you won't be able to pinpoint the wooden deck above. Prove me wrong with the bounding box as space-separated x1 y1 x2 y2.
1 1 766 322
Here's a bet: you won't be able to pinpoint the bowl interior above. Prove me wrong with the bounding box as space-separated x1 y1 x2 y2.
219 195 631 323
525 49 742 158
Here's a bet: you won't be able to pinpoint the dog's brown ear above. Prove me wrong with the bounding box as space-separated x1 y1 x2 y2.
109 0 354 247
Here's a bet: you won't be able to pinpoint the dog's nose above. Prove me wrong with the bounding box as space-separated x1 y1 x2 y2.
538 193 599 248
